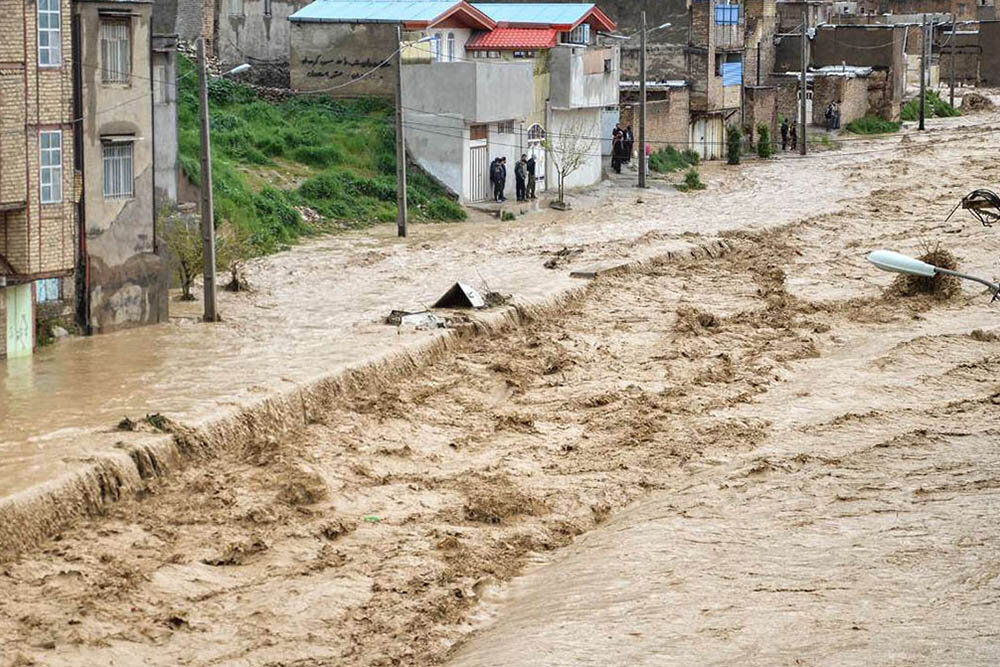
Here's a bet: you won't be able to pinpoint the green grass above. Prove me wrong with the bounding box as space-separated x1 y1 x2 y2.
845 115 902 135
900 90 961 122
177 56 464 254
648 145 700 173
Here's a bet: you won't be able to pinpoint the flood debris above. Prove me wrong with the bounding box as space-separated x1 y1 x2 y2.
433 282 486 308
891 246 961 299
385 310 448 330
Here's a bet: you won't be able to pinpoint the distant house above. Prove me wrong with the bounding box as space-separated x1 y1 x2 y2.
287 1 619 203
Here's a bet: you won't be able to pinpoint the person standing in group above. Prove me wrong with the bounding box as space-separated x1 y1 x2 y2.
491 157 506 202
515 154 528 201
790 123 798 151
824 103 834 131
498 157 508 201
833 102 841 130
526 154 537 200
644 141 652 175
611 124 624 174
780 118 789 150
489 157 500 201
624 125 634 163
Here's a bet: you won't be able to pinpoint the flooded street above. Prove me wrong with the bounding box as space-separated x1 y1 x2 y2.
1 112 999 666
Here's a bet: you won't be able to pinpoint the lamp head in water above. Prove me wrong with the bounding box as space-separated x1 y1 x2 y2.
866 250 937 277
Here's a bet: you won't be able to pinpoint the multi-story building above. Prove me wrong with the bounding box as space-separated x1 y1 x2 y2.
288 1 619 203
1 0 78 358
687 0 745 159
73 0 168 334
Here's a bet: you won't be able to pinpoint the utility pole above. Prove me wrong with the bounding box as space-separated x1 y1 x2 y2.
197 37 218 322
395 24 408 238
799 5 808 156
948 14 956 108
919 14 927 131
638 10 647 188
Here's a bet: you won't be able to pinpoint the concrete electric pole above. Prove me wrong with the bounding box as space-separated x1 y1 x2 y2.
949 15 956 108
197 37 218 322
395 25 408 238
799 5 808 156
919 14 927 131
638 10 647 189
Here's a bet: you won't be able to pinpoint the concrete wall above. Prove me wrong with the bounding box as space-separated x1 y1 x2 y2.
620 87 691 152
77 1 168 333
938 30 981 83
218 0 310 87
812 75 869 125
549 45 620 110
152 35 178 209
981 21 1000 84
743 85 777 146
548 107 602 190
289 21 398 97
403 61 535 123
405 112 467 200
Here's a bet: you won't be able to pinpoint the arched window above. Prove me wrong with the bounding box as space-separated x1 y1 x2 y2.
429 33 441 61
447 33 455 62
527 123 546 145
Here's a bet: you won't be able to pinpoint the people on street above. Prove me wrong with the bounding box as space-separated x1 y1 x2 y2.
515 154 527 202
790 123 798 151
825 103 834 131
624 125 634 163
526 155 537 200
612 124 624 174
644 141 651 175
780 118 789 151
832 102 841 130
491 157 507 202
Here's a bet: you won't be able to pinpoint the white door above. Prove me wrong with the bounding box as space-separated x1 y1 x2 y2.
691 118 708 161
600 107 620 156
5 283 33 358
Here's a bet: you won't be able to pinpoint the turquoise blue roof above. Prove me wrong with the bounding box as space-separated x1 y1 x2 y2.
289 0 460 23
471 3 596 26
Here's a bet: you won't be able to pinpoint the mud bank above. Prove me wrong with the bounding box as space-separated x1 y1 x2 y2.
0 237 734 559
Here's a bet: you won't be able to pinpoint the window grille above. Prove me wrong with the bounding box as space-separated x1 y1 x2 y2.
103 141 134 200
100 20 130 84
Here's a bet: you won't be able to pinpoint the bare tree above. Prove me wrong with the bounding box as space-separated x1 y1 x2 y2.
164 211 242 300
545 114 597 209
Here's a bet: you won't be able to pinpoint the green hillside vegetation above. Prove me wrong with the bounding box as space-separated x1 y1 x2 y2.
176 56 465 254
900 90 961 121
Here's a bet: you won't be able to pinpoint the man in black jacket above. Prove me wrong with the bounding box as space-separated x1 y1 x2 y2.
515 154 528 201
526 155 537 199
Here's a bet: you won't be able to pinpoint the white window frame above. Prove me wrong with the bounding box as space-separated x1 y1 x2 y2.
100 19 131 84
102 140 135 200
447 32 455 62
527 123 546 145
563 23 590 45
229 0 243 17
496 120 514 134
37 0 62 67
39 130 63 204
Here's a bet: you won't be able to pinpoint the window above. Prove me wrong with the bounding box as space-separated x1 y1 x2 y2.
263 0 272 16
100 20 130 84
39 130 62 204
447 33 455 62
470 124 488 141
102 141 134 200
562 24 590 45
527 123 545 144
604 58 612 73
37 0 61 66
229 0 243 17
513 50 536 58
487 50 500 59
35 278 61 303
714 4 740 25
496 120 514 134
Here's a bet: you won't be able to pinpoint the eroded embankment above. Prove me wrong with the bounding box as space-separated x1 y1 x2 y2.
0 225 940 667
0 238 736 561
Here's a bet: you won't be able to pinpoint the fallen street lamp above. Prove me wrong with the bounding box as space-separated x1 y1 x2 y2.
866 249 1000 301
225 63 252 76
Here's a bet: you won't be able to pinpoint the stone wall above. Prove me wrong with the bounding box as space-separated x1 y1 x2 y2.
812 75 869 125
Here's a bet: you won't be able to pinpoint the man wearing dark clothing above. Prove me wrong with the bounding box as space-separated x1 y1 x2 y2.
611 125 624 174
780 119 789 151
526 155 537 199
623 125 634 163
515 154 527 201
790 124 798 151
496 157 508 201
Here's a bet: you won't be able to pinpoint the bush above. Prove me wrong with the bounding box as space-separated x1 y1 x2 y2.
291 145 345 168
649 146 699 173
425 196 467 221
726 125 741 165
756 124 773 159
845 116 902 134
676 168 706 192
901 90 960 121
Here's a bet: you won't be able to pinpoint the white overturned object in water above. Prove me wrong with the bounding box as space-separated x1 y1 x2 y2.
866 250 936 277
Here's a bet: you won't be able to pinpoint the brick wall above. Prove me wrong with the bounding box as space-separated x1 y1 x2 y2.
812 75 869 125
743 85 777 145
981 22 1000 85
619 87 691 152
938 31 980 83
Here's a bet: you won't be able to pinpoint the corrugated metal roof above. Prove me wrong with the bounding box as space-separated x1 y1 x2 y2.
290 0 460 23
471 3 596 26
465 27 558 49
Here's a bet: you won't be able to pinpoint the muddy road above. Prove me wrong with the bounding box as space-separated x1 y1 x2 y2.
2 114 1000 666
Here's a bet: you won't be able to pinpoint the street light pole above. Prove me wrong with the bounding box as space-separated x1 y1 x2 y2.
919 14 927 131
395 24 408 238
949 14 956 108
639 10 647 189
799 5 808 156
197 37 218 322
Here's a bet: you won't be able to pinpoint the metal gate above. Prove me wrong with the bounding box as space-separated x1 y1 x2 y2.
469 144 489 203
5 283 33 358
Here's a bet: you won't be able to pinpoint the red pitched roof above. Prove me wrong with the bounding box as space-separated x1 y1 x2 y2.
465 27 559 50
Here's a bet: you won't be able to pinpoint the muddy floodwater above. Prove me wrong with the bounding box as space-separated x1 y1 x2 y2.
1 106 999 666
